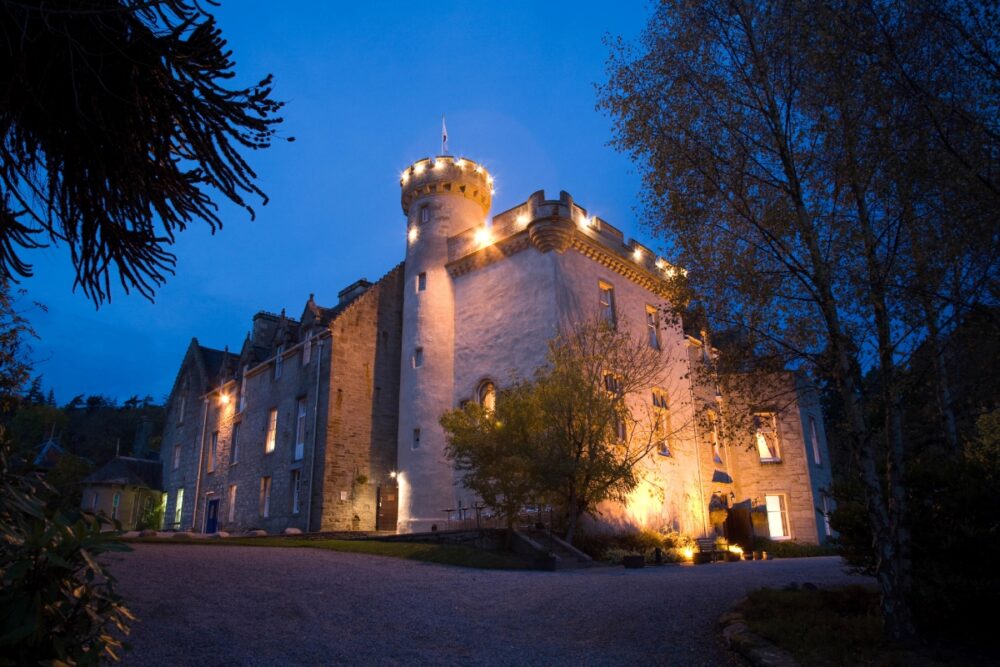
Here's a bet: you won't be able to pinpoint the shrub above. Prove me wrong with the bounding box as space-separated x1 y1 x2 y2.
0 437 134 664
756 538 838 558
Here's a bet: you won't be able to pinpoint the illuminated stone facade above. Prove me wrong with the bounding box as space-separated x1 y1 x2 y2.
160 152 833 544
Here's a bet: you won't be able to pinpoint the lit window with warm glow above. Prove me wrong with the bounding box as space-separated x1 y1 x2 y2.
765 494 789 539
477 380 496 413
265 408 278 453
754 413 781 462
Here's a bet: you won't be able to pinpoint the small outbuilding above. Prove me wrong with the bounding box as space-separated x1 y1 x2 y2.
81 456 164 530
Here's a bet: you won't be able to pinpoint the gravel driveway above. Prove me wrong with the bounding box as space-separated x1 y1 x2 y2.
110 544 864 666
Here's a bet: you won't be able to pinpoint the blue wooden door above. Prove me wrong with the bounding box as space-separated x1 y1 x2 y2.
205 497 220 534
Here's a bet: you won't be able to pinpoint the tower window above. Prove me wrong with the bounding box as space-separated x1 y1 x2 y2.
646 306 660 349
417 272 427 292
599 281 616 327
754 413 781 462
413 347 424 368
420 206 429 224
477 380 496 413
412 428 421 450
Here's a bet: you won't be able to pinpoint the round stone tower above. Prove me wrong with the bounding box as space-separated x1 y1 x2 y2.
397 156 493 532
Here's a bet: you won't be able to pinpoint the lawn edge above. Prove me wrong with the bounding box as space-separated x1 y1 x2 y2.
718 600 800 667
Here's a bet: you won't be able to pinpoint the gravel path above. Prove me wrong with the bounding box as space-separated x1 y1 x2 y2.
110 545 864 666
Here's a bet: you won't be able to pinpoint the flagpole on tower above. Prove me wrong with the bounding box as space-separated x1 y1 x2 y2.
441 115 448 155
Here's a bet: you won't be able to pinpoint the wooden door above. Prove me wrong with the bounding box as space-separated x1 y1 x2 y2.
205 497 220 534
376 486 397 531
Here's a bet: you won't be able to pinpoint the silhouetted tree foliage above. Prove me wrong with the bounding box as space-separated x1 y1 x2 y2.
601 0 998 644
0 0 287 303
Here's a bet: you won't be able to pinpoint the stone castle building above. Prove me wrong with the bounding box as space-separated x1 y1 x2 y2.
161 154 834 544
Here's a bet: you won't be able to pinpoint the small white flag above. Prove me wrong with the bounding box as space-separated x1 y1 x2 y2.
442 115 449 155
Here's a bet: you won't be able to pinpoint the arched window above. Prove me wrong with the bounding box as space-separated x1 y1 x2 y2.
477 380 496 413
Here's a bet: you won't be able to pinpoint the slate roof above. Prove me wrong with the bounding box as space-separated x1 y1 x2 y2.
32 437 66 470
83 456 163 490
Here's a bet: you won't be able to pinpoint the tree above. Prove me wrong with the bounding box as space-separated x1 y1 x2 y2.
600 0 999 643
442 316 668 544
0 435 133 664
0 1 287 303
0 280 34 412
440 382 540 543
601 0 1000 641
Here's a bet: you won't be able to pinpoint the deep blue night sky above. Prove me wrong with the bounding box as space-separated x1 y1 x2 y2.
20 1 657 403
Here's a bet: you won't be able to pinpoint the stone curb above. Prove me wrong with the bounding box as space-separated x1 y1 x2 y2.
718 599 799 667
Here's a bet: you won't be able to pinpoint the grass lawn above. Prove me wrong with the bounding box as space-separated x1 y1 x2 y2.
123 536 530 570
739 586 976 666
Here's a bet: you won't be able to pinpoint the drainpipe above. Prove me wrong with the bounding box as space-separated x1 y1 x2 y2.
305 337 324 532
687 355 710 537
191 396 209 532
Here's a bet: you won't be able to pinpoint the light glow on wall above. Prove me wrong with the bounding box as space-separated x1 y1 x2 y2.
414 162 425 175
474 226 492 247
633 247 643 261
516 213 529 227
408 227 418 244
218 393 230 406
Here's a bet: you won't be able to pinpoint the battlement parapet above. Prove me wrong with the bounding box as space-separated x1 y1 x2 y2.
400 156 492 216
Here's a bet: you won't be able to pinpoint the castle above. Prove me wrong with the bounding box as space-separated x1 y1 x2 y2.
161 154 834 544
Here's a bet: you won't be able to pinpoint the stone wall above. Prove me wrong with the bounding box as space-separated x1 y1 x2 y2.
318 265 403 531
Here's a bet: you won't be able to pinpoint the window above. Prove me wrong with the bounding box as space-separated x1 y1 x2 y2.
174 488 184 527
603 373 623 395
173 443 182 470
231 423 241 464
765 494 789 539
821 494 833 537
91 491 99 511
177 394 186 424
274 345 284 380
413 347 424 368
420 206 429 223
477 380 496 413
417 272 427 291
614 414 626 442
599 281 616 327
708 409 723 464
302 337 312 366
207 431 218 473
291 470 302 514
227 485 237 522
809 416 822 465
294 399 307 461
111 492 121 519
412 428 421 450
259 477 272 517
265 408 278 453
754 413 781 462
646 306 660 349
652 389 672 456
130 493 140 526
238 374 247 412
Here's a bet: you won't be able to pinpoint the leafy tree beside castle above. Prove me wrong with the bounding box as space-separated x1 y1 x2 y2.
442 316 669 544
